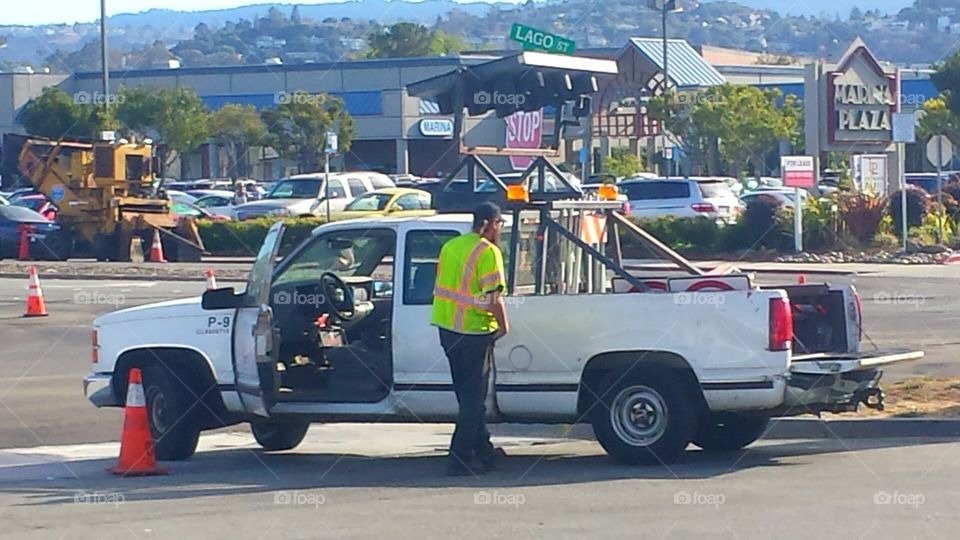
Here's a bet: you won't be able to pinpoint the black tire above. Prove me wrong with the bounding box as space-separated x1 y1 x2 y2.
591 367 698 465
140 364 201 461
94 232 120 262
251 420 310 451
692 412 770 452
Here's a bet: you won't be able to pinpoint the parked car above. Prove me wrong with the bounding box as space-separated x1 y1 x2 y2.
905 173 944 194
739 188 810 210
336 188 434 219
191 191 239 219
171 201 232 222
234 172 395 220
0 205 68 260
166 190 198 205
621 177 741 224
12 194 58 221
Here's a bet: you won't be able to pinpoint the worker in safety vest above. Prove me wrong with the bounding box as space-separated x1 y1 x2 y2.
431 202 510 476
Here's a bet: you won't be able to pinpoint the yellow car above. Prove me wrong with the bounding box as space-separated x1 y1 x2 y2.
336 188 435 219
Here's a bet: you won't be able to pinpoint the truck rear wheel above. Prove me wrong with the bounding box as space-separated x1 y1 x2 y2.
140 364 201 460
692 412 769 452
251 420 310 451
591 368 697 465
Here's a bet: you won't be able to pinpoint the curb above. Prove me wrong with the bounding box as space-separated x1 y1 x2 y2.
500 418 960 442
0 272 247 283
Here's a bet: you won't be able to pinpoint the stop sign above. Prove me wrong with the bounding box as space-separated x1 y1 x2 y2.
505 109 543 170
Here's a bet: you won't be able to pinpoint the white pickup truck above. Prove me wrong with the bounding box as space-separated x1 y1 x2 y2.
84 207 922 465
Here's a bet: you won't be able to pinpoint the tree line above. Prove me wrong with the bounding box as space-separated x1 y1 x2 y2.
17 86 354 179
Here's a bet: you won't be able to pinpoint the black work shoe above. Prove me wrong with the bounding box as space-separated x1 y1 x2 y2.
478 447 507 471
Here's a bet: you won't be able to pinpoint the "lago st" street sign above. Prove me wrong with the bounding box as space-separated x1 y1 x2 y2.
509 23 576 55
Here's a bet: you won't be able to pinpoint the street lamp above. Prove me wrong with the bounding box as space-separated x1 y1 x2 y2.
647 0 682 178
100 0 109 114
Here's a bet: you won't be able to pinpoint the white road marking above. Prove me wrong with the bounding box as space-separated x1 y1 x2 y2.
40 282 160 289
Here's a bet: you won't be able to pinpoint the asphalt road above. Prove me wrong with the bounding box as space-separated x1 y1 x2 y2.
0 264 957 450
1 424 958 540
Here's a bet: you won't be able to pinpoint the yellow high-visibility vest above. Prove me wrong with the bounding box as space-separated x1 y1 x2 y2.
431 232 506 334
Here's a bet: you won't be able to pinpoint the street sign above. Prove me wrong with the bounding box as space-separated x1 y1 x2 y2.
646 0 679 10
509 23 576 55
852 154 888 196
926 135 953 168
505 109 543 170
418 118 453 137
324 131 338 154
892 112 916 143
780 155 815 188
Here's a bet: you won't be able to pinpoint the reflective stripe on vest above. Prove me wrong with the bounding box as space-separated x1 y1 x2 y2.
433 239 493 333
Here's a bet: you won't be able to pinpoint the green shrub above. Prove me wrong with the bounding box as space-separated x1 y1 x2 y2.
198 217 327 256
889 187 930 237
739 194 786 249
872 231 899 249
619 216 724 257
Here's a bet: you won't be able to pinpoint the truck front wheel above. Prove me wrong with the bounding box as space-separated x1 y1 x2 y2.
692 412 769 452
591 368 697 465
140 365 201 460
251 420 310 451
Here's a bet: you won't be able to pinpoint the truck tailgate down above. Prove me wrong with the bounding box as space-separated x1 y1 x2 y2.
782 349 924 414
789 349 924 375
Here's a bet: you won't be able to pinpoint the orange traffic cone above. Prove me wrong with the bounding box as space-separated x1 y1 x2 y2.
110 368 167 476
204 268 218 290
17 225 31 260
797 274 806 285
148 229 166 263
23 266 48 317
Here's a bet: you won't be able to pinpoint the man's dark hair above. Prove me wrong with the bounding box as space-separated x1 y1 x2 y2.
472 201 501 229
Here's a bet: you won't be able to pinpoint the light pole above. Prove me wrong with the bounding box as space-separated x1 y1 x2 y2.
648 0 682 178
100 0 109 114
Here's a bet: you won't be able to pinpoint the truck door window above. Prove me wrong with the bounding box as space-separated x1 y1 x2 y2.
273 229 396 287
403 230 458 305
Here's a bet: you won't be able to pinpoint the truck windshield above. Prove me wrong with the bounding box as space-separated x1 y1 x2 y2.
273 229 396 286
267 179 322 199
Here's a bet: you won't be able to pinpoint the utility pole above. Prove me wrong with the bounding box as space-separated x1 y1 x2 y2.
648 0 681 178
100 0 109 114
661 4 668 179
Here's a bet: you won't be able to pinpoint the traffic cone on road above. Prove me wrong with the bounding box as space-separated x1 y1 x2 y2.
17 225 31 260
205 268 218 290
110 368 167 476
148 229 166 263
23 266 48 318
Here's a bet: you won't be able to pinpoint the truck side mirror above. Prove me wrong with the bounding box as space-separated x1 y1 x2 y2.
202 287 242 310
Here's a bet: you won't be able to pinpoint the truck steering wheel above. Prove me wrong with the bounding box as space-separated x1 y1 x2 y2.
319 271 356 321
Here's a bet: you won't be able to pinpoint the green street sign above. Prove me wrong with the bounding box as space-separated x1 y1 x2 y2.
509 23 576 55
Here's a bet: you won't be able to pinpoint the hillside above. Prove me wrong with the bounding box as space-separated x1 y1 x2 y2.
2 0 959 71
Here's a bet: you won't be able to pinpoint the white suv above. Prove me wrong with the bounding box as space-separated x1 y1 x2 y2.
235 172 394 220
621 177 741 224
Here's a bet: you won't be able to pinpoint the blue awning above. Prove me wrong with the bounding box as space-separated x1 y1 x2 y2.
627 38 726 88
201 91 382 116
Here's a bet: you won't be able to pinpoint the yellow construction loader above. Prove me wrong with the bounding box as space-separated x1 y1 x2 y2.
10 134 205 261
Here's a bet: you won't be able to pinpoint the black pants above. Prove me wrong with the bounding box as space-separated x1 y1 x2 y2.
439 328 495 464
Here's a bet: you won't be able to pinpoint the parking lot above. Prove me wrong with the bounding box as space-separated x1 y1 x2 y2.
2 424 959 540
1 262 959 538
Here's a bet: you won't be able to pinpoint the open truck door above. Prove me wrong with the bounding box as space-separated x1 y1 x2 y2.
232 222 285 417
